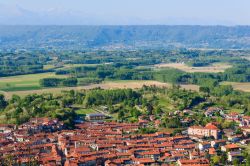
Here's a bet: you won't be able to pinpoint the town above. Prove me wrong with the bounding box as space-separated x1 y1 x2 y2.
1 1 250 165
1 105 250 165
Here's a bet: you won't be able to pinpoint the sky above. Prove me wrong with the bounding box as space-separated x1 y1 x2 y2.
0 0 249 25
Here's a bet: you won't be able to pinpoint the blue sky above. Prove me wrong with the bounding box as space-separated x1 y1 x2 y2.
0 0 249 25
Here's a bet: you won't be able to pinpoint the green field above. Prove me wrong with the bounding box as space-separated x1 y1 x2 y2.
75 108 97 116
43 64 56 70
0 73 68 91
158 94 175 111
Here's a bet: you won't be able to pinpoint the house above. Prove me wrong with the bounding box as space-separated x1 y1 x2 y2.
241 126 250 136
221 144 241 155
223 129 234 137
189 151 205 159
227 134 243 143
177 158 209 166
240 116 250 126
136 150 161 160
228 153 244 162
138 119 149 127
133 158 156 165
181 118 193 126
20 118 64 133
198 142 211 151
240 138 250 145
221 144 243 162
188 123 220 139
225 112 240 121
159 153 175 163
211 140 226 148
105 159 132 166
205 107 223 117
85 113 106 121
0 124 15 133
208 148 216 155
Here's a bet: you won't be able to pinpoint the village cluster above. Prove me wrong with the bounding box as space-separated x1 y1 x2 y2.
0 106 250 165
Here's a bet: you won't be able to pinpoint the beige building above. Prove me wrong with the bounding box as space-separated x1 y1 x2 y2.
188 123 220 139
85 113 106 121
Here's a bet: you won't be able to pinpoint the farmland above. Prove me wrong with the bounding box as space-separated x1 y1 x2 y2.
221 82 250 92
155 63 232 73
0 73 68 92
1 80 169 99
0 79 199 99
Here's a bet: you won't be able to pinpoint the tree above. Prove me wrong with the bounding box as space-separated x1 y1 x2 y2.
0 94 7 110
199 86 210 94
233 158 240 165
146 103 154 115
130 108 141 118
40 78 62 87
245 154 250 166
10 94 21 104
162 117 182 128
62 78 78 87
2 154 16 165
235 128 243 135
118 110 125 121
211 155 220 165
220 152 227 164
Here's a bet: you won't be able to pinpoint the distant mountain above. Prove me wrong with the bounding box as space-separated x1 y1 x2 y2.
0 25 250 50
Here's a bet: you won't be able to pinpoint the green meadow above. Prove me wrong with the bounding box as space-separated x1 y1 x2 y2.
0 73 67 92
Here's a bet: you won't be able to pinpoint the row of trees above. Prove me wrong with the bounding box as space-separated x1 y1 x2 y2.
40 78 78 87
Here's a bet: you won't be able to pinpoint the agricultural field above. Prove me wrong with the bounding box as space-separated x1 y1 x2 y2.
43 64 100 70
0 80 170 99
100 80 169 89
221 82 250 92
155 63 231 73
59 64 99 70
0 79 199 99
0 73 68 92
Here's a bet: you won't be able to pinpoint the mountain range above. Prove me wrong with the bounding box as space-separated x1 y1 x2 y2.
1 25 250 50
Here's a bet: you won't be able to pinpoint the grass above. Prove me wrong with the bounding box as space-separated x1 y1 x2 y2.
158 94 175 111
0 72 68 92
155 62 231 73
75 108 97 116
241 144 250 153
43 64 56 70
